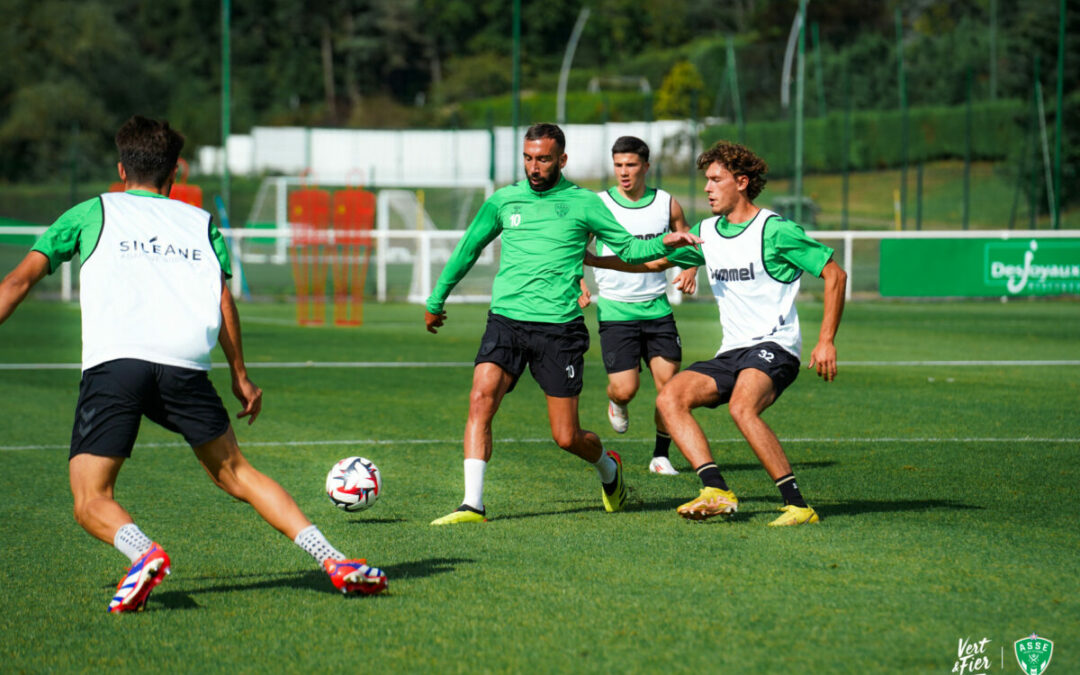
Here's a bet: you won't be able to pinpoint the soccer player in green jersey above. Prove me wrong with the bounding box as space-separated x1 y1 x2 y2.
0 116 387 611
578 136 698 476
424 123 702 525
587 141 846 526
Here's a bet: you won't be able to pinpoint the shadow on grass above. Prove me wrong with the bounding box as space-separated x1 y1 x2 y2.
383 556 474 579
345 517 408 524
707 460 838 472
818 498 983 519
490 490 791 520
491 505 604 521
150 556 473 609
497 493 979 523
634 497 982 520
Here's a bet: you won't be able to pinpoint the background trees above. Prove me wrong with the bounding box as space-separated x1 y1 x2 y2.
0 0 1073 184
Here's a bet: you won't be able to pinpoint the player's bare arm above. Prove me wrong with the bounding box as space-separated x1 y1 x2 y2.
218 275 262 423
807 259 847 383
662 231 702 250
424 309 447 334
0 251 49 326
668 199 699 294
585 250 674 274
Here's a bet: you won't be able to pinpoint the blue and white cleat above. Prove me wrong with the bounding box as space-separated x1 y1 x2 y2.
324 558 388 595
107 542 171 613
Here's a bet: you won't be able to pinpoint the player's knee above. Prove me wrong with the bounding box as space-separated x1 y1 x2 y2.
728 399 757 425
608 382 636 404
468 388 500 418
71 494 108 532
551 428 577 451
655 387 683 417
205 459 251 500
71 501 91 529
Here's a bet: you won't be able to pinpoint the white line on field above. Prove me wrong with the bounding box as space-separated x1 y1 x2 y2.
1 360 1078 371
2 436 1078 452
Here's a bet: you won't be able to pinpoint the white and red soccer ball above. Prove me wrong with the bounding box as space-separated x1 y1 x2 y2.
326 457 382 512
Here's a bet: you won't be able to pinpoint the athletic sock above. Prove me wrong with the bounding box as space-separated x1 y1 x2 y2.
114 523 154 563
775 473 808 508
653 431 672 458
695 462 729 491
463 458 487 512
593 451 617 485
294 525 346 565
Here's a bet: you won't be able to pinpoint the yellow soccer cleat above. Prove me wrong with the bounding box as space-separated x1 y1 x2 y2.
768 504 820 526
431 505 487 526
676 486 739 521
601 450 627 512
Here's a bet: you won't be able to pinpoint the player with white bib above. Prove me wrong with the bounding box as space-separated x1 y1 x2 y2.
587 141 846 526
0 116 386 611
579 136 697 475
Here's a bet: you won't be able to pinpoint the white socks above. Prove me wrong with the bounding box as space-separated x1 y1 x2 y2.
294 525 346 565
116 523 348 567
114 523 154 563
463 458 487 511
593 451 617 484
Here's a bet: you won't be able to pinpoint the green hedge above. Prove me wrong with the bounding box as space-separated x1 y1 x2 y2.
701 99 1025 177
457 91 653 128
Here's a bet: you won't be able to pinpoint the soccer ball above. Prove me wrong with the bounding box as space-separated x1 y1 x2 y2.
326 457 382 512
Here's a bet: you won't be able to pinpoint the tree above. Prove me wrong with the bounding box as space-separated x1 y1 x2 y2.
654 60 708 119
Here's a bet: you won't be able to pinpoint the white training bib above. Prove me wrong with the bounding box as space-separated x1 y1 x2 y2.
701 208 803 358
80 193 223 371
593 188 671 303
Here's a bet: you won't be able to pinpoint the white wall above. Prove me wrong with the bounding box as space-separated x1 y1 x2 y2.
197 121 696 184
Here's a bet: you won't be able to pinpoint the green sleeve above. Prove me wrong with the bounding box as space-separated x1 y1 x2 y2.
663 223 705 268
765 217 833 281
30 198 103 274
426 198 502 314
587 197 672 264
208 218 233 278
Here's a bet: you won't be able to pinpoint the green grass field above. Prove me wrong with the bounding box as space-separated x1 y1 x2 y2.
1 298 1077 673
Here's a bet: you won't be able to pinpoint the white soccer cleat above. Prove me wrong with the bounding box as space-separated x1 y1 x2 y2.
648 456 679 475
607 400 629 434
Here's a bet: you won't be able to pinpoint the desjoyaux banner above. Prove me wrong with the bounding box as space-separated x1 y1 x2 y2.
880 238 1080 297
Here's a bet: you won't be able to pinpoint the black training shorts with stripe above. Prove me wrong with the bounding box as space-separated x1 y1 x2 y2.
70 358 231 459
685 341 800 408
598 313 682 374
475 311 589 398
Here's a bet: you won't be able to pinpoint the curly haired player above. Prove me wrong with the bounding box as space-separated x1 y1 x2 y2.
588 140 846 526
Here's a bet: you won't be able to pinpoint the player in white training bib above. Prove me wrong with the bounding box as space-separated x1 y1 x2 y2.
0 116 386 611
579 136 697 475
587 140 847 526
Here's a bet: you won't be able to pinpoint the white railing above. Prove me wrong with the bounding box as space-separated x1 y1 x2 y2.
5 226 1079 303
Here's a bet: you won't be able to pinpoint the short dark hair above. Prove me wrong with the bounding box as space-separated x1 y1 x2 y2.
115 116 185 189
524 123 565 153
611 136 649 162
696 141 768 201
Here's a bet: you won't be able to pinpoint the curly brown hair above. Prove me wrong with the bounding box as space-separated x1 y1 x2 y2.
696 141 768 201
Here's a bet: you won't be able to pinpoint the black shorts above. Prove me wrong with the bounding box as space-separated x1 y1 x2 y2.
69 358 231 459
475 312 589 398
685 342 800 409
598 313 682 374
